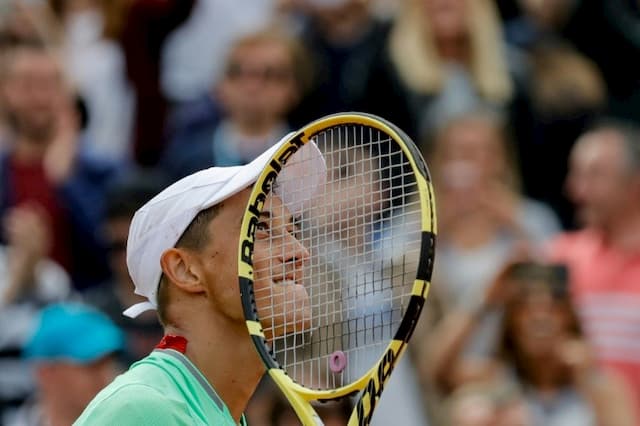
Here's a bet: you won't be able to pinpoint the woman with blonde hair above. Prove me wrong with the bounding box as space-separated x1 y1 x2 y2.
363 0 525 142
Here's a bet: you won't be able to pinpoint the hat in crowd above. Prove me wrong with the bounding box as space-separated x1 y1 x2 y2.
124 133 326 318
24 303 125 364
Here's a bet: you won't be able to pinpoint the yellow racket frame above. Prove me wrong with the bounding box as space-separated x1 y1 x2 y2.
238 112 436 426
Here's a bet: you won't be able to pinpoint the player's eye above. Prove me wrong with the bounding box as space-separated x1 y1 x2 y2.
291 216 302 240
256 221 270 237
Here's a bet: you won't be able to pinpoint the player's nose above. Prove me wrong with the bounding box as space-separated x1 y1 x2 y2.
283 232 309 267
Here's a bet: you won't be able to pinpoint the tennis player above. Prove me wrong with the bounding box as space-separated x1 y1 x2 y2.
75 138 325 425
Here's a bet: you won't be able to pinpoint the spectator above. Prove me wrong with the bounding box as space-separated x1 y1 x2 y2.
363 0 526 141
512 40 607 229
422 109 561 349
0 205 71 422
0 0 60 48
429 261 637 426
503 0 579 48
562 0 640 124
82 168 166 366
164 27 310 179
413 110 561 423
47 0 135 164
286 0 392 127
117 0 196 166
546 120 640 410
497 262 636 425
5 302 125 426
499 0 609 228
0 41 114 289
160 0 277 104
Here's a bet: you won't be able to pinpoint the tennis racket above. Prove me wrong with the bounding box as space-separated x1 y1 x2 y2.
238 112 436 425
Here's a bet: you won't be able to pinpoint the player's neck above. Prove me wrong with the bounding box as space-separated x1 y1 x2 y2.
164 312 264 423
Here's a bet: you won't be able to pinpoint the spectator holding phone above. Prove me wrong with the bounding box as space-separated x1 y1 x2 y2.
426 261 637 426
0 41 114 290
496 263 635 426
546 120 640 411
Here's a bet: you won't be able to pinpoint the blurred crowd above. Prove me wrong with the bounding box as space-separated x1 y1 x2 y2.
1 0 640 425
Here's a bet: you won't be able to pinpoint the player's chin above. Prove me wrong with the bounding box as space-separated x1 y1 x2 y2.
270 314 312 336
264 312 312 342
258 283 312 338
283 286 312 329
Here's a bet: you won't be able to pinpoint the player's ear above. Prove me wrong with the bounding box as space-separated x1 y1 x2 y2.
160 248 206 294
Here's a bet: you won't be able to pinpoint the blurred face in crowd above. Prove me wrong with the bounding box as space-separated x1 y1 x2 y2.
303 0 372 41
1 47 64 142
437 118 506 185
508 283 574 359
36 355 120 419
217 38 299 130
434 117 509 215
566 129 637 230
518 0 575 29
422 0 469 41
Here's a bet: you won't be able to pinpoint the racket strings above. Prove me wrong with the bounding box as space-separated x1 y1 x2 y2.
254 124 422 390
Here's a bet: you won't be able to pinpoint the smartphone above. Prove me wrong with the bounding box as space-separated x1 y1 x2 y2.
509 261 569 299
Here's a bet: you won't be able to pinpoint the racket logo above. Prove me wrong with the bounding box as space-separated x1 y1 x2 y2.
355 346 397 425
240 134 305 267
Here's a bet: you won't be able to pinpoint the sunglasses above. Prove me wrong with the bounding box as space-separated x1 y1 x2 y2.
225 63 294 84
510 262 569 299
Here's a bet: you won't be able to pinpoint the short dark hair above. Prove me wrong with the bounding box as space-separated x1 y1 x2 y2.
156 204 222 326
174 204 222 250
587 118 640 173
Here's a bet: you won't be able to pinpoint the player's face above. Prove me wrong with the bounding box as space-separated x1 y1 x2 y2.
253 195 312 340
197 188 253 322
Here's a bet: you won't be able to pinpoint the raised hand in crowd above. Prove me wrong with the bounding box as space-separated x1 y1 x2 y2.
1 204 51 305
43 91 80 185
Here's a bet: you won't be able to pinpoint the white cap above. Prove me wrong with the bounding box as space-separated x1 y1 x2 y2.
123 134 326 318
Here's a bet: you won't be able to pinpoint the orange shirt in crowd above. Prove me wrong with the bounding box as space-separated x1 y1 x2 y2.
548 229 640 412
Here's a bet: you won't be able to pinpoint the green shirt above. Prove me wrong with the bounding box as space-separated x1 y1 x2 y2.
75 349 247 425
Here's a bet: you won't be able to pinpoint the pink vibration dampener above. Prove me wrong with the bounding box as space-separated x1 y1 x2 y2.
329 350 347 373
